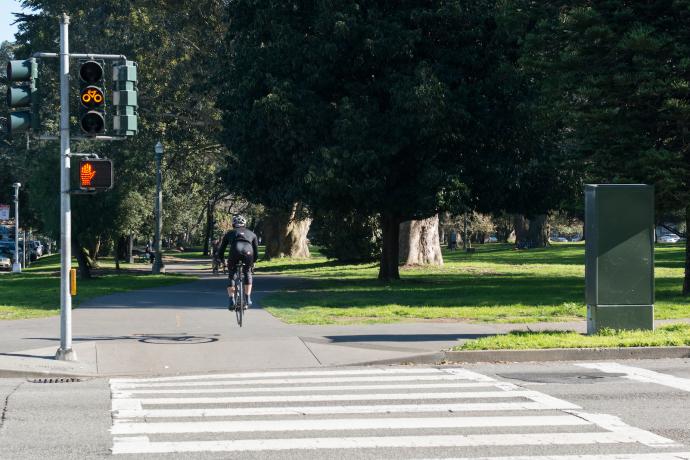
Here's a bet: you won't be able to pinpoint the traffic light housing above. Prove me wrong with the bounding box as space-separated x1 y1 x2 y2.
112 60 138 136
78 60 106 135
6 58 39 135
78 159 113 191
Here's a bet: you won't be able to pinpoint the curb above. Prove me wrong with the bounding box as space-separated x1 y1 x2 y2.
442 346 690 363
357 347 690 366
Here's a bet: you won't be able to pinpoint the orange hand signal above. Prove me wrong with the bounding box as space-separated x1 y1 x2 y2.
80 162 97 186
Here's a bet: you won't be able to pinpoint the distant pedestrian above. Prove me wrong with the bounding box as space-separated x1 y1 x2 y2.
449 230 457 250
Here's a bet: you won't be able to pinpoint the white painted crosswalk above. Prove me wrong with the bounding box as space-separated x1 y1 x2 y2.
109 366 687 458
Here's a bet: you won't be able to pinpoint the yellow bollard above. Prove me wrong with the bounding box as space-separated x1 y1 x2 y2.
70 268 77 296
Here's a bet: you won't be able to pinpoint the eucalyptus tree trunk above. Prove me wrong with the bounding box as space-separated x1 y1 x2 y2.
263 203 311 259
399 214 443 266
513 214 550 248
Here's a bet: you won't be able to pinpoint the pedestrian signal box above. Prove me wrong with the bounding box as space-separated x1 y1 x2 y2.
79 159 113 191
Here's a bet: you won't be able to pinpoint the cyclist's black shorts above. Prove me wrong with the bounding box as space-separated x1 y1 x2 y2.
228 242 254 285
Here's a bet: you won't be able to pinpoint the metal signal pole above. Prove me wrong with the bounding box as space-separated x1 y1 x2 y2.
56 13 75 361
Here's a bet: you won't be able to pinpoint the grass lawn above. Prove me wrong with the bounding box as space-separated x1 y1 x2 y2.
454 323 690 350
256 243 690 325
0 254 195 320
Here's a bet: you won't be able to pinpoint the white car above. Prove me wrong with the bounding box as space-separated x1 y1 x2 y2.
658 234 681 243
0 252 11 270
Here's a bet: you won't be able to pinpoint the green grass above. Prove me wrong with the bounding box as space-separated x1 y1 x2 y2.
0 254 195 320
256 243 690 325
454 323 690 350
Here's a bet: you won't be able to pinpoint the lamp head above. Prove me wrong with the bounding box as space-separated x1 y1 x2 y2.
154 142 163 155
12 182 21 189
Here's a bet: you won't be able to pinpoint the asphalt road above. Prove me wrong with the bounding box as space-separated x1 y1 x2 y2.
1 359 689 460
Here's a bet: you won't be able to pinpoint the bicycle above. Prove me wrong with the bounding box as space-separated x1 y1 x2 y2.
212 257 226 276
232 261 247 327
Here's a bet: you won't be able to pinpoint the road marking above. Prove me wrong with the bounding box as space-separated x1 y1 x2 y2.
111 432 663 454
110 373 489 389
417 453 690 460
111 414 590 435
110 367 466 384
112 390 547 406
112 400 580 419
577 362 690 392
112 381 496 396
567 411 682 448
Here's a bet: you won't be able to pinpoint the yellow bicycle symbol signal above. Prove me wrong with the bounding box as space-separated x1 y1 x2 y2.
80 87 104 106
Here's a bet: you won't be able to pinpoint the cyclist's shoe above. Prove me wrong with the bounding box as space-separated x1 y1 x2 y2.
227 297 235 311
246 295 253 308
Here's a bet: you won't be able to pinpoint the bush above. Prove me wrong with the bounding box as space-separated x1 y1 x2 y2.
310 211 381 262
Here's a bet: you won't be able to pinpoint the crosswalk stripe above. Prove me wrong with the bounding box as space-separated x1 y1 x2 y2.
417 453 690 460
112 381 497 396
110 373 489 389
112 400 580 419
111 414 590 435
113 390 545 406
110 367 485 384
111 432 654 454
577 363 690 392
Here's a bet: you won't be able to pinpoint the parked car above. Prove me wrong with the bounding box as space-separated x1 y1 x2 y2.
30 240 44 257
0 249 11 270
550 236 568 243
658 234 681 243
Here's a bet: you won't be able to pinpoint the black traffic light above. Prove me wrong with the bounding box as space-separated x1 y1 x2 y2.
78 60 106 135
78 159 113 191
6 58 39 135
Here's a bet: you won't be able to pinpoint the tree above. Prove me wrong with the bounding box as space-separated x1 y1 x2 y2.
7 0 231 276
521 0 690 292
399 215 443 266
219 1 533 280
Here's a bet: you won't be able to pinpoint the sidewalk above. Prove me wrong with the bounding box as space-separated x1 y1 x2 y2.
0 256 683 377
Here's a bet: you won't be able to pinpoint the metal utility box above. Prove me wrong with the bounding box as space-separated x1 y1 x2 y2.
584 184 654 334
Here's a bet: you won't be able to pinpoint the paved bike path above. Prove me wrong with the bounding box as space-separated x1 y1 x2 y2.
0 259 586 376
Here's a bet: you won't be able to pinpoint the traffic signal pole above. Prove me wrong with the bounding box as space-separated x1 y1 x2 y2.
56 13 75 361
6 14 136 361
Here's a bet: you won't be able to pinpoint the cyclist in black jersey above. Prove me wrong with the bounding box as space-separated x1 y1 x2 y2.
218 215 259 309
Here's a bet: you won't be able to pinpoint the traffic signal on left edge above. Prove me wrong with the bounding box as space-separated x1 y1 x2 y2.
6 58 39 136
79 159 113 191
79 60 106 135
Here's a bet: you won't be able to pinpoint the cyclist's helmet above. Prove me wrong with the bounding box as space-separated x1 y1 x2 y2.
232 215 247 228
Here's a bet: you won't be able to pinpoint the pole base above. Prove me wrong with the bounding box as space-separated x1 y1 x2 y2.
55 347 78 361
11 262 21 273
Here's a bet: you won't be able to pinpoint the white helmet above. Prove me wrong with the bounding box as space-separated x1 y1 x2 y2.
232 215 247 228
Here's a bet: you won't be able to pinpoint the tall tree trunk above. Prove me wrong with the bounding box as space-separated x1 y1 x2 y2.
73 236 92 279
513 214 549 248
203 200 214 256
127 233 134 263
527 214 550 248
399 214 443 266
683 206 690 295
378 212 401 281
513 215 529 246
263 203 311 259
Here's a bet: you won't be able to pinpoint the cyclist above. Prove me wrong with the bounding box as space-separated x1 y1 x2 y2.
218 215 259 310
210 239 222 273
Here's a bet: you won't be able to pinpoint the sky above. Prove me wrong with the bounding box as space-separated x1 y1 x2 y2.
0 0 28 43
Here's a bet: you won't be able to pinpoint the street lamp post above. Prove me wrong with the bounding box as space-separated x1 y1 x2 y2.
11 183 21 273
152 141 165 274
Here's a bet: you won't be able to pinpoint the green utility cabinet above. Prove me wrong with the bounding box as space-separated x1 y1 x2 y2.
585 184 654 334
